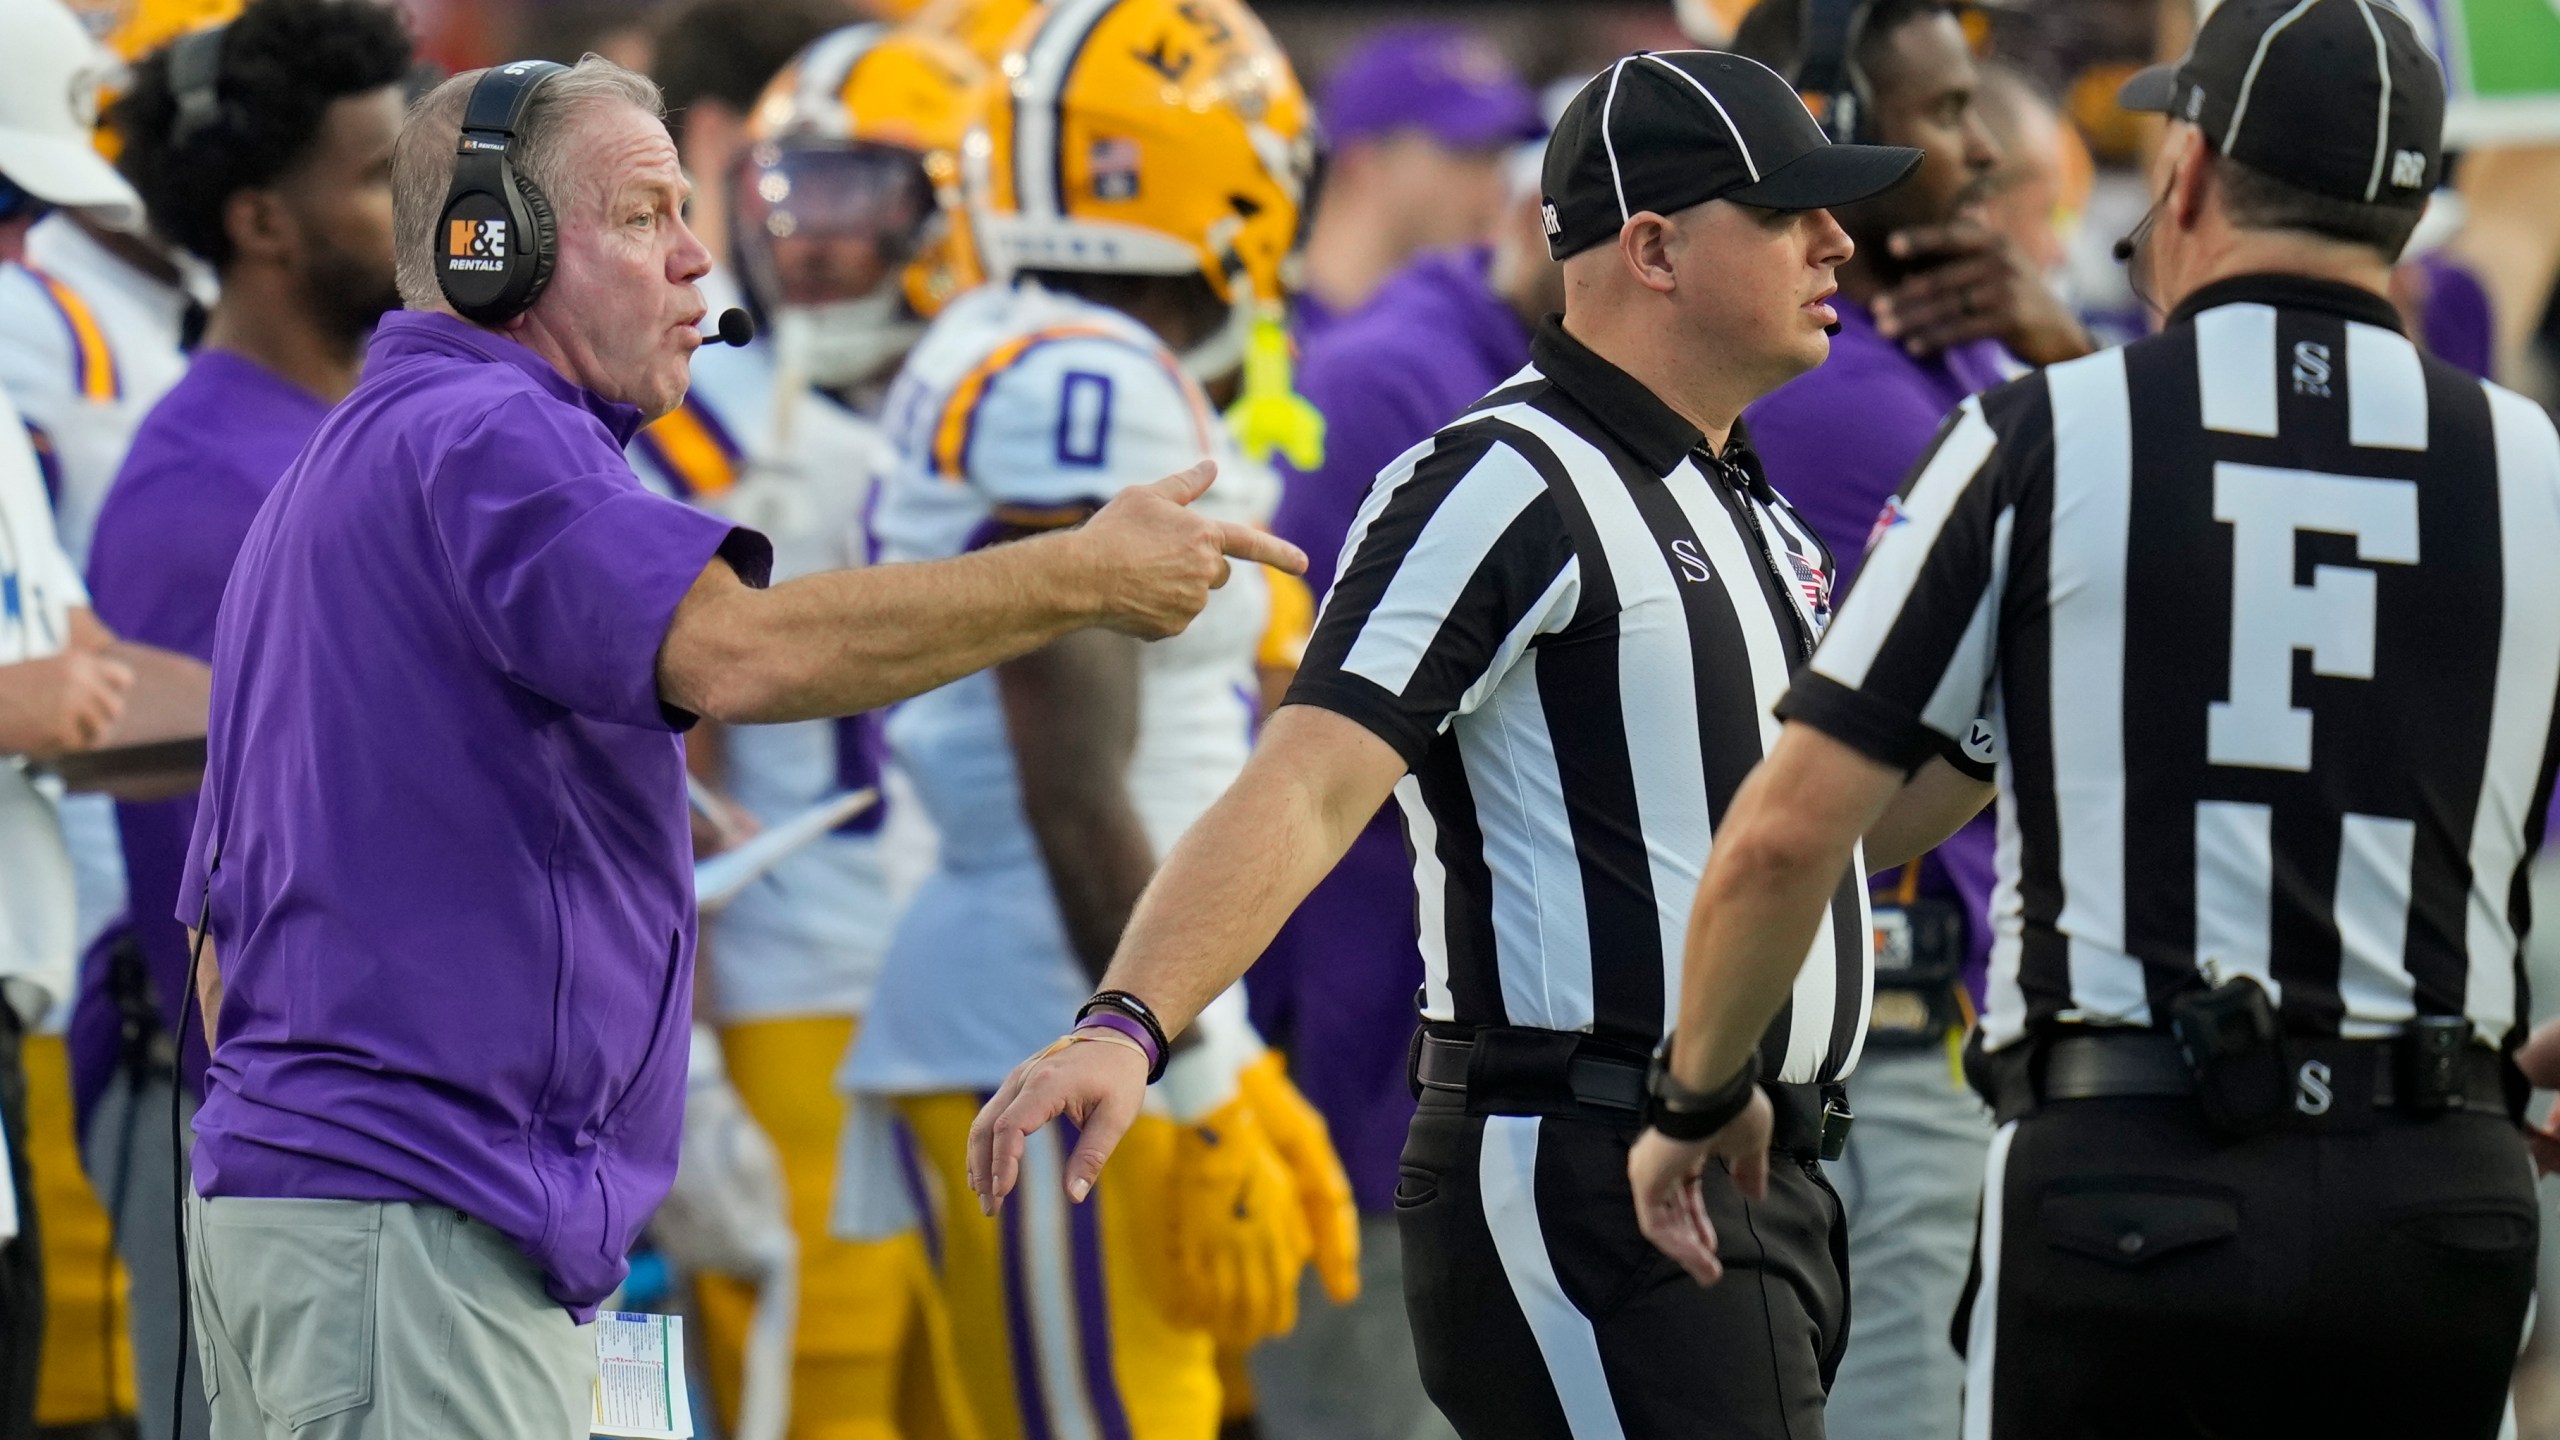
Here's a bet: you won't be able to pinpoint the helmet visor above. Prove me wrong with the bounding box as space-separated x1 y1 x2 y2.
733 141 939 312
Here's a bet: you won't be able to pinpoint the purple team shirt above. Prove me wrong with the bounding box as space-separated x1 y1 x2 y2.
78 351 328 1119
1267 248 1531 1211
1745 294 2010 982
178 312 769 1318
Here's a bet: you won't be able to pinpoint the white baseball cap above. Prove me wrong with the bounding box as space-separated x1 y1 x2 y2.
0 0 142 229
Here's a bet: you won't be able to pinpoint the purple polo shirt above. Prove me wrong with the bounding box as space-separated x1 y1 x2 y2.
77 351 327 1121
1267 248 1530 1211
1745 295 2009 984
178 311 770 1318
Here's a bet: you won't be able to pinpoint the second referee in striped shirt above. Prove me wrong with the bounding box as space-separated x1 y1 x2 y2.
968 51 1999 1438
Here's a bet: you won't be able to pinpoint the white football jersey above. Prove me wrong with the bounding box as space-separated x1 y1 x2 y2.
845 279 1278 1092
0 215 193 563
627 282 917 1022
0 216 195 979
0 386 87 1016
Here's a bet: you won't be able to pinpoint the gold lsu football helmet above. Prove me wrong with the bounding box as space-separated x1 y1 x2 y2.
734 22 988 394
966 0 1324 466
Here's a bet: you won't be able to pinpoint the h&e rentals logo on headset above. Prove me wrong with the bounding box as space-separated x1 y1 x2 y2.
447 217 508 271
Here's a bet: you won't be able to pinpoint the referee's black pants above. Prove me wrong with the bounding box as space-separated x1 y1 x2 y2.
1959 1097 2535 1440
1397 1086 1849 1439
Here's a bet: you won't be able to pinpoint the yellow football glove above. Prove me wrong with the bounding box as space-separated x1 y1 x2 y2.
1235 1051 1361 1307
1164 1092 1312 1349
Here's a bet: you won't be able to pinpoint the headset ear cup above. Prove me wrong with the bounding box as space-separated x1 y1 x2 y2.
513 174 558 314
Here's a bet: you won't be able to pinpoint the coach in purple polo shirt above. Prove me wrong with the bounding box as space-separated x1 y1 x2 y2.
1730 6 2094 1440
174 57 1299 1440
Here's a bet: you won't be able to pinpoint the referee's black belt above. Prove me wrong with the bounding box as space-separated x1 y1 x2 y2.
1985 1029 2509 1123
1411 1026 1852 1160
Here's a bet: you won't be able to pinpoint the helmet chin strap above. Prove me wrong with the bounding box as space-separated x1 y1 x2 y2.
1178 292 1254 384
772 293 922 395
1217 299 1327 472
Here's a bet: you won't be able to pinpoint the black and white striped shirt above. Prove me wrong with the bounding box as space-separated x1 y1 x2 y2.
1783 274 2560 1053
1286 319 1874 1084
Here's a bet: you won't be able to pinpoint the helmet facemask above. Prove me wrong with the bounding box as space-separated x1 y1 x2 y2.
733 139 947 397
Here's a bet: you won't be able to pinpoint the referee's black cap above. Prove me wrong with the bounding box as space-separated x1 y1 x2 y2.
2117 0 2444 208
1540 50 1921 261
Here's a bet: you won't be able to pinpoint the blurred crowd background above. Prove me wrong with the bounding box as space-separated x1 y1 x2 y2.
269 0 2560 405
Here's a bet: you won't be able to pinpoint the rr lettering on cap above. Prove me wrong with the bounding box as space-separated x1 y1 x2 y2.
1540 201 1560 237
2391 150 2426 188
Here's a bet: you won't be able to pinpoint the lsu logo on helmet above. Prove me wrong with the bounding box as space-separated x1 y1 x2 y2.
966 0 1311 319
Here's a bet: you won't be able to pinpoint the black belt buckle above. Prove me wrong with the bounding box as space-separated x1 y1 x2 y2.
1819 1091 1855 1161
2397 1016 2473 1116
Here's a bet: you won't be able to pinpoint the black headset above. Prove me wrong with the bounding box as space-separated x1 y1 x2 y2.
165 23 231 147
434 59 567 324
1794 0 1874 144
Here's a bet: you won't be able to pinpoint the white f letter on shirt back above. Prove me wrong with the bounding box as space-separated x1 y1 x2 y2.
2208 462 2420 771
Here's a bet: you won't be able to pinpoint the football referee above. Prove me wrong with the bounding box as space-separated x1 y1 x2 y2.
1630 3 2560 1436
970 52 1999 1437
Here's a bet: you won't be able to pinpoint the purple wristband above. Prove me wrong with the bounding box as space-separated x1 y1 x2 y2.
1073 1011 1161 1073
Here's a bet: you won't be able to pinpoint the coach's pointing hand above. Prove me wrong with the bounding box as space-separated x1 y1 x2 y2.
1072 461 1308 639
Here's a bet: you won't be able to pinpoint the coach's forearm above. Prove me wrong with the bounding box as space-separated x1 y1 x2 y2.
1671 725 1903 1092
1097 704 1406 1033
662 536 1101 724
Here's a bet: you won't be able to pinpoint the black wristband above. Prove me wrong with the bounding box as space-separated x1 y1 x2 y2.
1645 1039 1758 1142
1078 990 1172 1084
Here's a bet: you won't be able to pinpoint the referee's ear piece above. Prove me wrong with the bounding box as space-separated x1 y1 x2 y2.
435 60 569 326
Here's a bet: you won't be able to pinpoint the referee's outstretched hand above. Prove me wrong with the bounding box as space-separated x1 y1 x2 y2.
968 1029 1152 1213
1627 1087 1775 1287
1073 462 1309 640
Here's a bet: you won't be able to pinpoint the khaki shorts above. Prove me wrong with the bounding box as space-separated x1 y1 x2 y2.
185 1194 593 1440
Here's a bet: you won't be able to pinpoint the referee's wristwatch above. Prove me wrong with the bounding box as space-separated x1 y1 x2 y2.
1645 1038 1759 1142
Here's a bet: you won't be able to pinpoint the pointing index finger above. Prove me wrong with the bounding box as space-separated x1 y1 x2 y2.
1216 522 1308 576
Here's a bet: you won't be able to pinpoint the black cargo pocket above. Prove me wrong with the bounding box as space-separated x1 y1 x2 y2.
2040 1183 2239 1269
